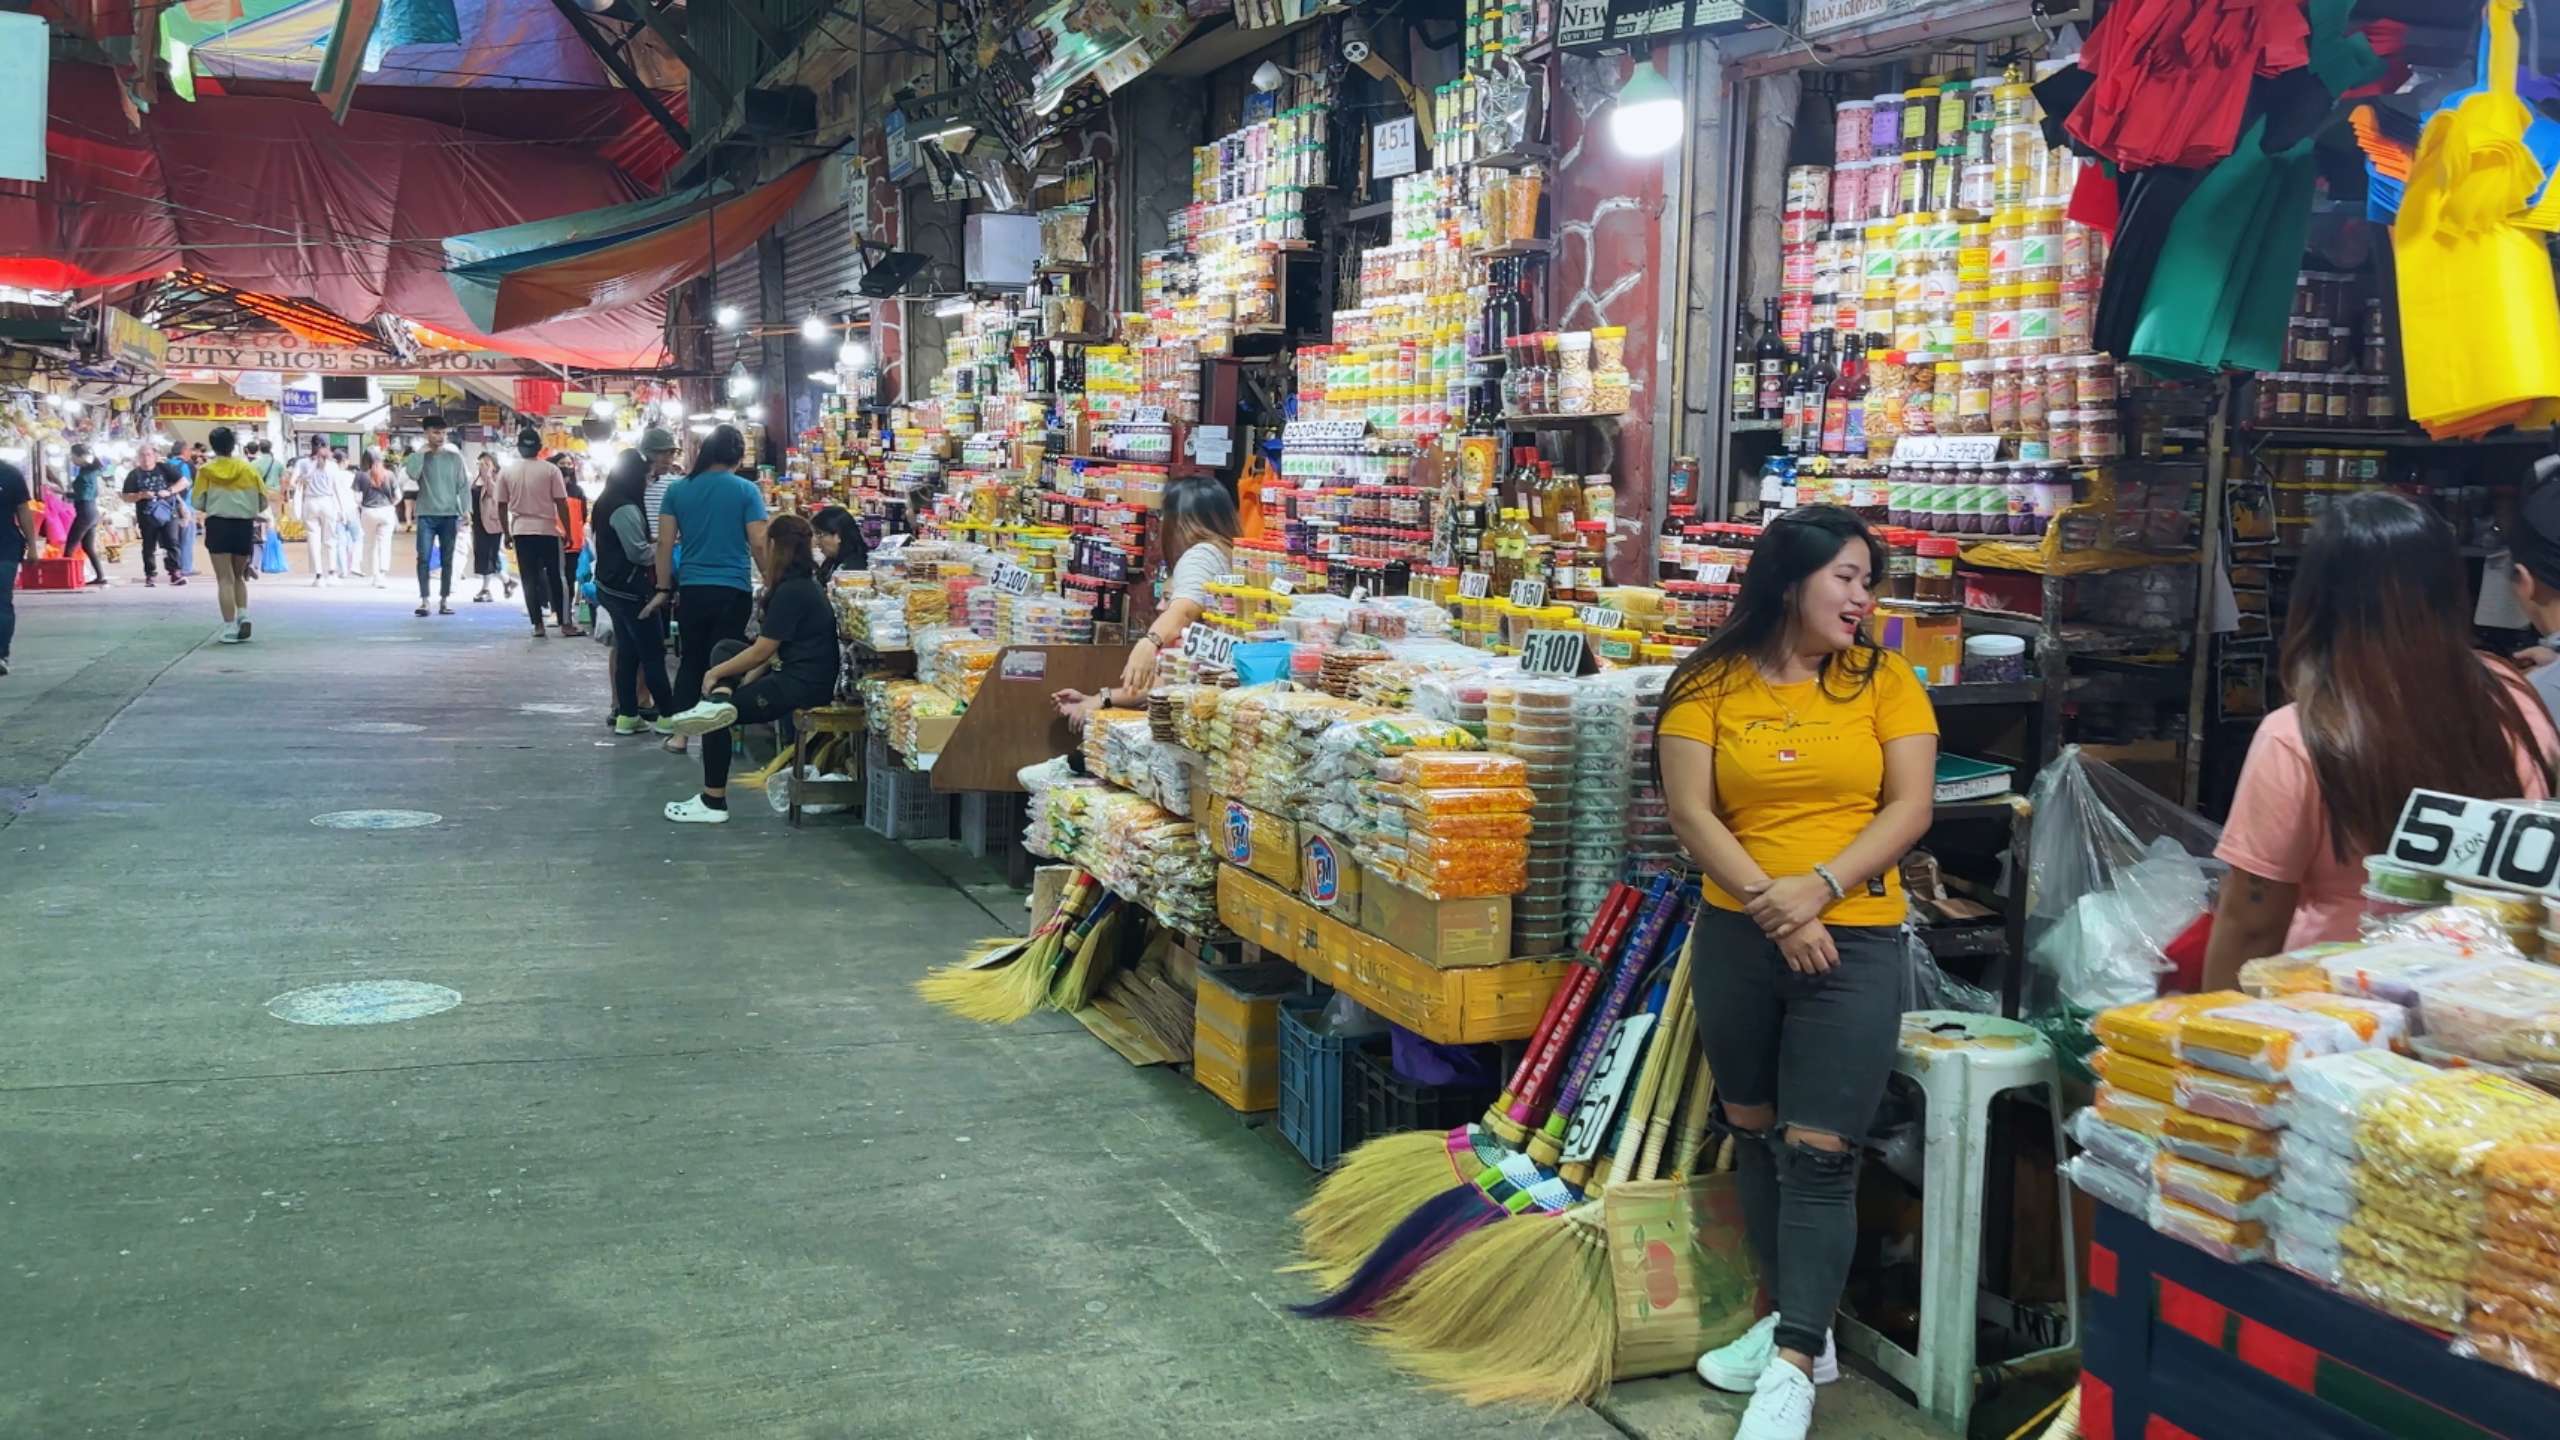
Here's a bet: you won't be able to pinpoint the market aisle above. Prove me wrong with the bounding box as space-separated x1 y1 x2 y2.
0 582 1627 1438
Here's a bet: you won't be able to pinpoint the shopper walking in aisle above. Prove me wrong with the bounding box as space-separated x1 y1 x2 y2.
170 444 201 577
405 415 469 617
493 427 581 638
592 442 675 734
2205 492 2560 984
0 452 33 675
188 427 268 644
646 423 767 755
65 443 107 586
288 437 352 585
1113 476 1238 697
1655 506 1938 1440
468 449 514 603
121 443 189 587
811 505 868 582
352 449 402 587
661 514 838 824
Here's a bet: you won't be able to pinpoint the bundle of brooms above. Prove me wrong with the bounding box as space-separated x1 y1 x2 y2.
915 870 1129 1023
1288 873 1722 1407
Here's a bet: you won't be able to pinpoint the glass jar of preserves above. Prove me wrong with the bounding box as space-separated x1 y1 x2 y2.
2072 353 2119 405
1989 356 2020 434
1883 527 1917 598
2047 408 2080 460
1914 535 1960 603
2251 372 2282 426
1932 362 1963 433
2271 372 2308 426
2075 406 2122 462
1956 359 1994 433
2364 375 2400 427
1904 360 1937 435
2323 371 2355 427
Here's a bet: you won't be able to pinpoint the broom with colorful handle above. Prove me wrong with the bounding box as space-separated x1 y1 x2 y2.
1562 971 1678 1195
1524 880 1693 1167
1661 1040 1719 1181
1482 884 1638 1145
1582 930 1696 1195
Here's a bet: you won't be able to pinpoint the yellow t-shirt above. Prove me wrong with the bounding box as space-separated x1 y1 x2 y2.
191 455 269 520
1657 652 1939 927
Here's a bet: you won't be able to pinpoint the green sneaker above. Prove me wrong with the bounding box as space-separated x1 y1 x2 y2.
613 715 643 736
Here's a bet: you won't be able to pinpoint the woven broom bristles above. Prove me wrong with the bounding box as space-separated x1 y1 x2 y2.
1365 1210 1615 1409
914 874 1094 1024
1289 1130 1459 1286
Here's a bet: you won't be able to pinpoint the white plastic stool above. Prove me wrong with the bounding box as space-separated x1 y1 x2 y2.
1836 1010 2080 1434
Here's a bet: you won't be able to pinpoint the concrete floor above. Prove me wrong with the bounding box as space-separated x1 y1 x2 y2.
0 561 1941 1439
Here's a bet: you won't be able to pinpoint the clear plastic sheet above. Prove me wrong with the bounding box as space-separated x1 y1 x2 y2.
2025 748 2226 1017
1904 929 1998 1015
2066 1153 2153 1215
2070 1105 2163 1174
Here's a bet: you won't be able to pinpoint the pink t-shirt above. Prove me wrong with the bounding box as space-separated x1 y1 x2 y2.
494 458 568 538
2217 669 2559 949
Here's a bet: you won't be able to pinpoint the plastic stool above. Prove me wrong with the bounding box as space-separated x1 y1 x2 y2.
1836 1010 2079 1434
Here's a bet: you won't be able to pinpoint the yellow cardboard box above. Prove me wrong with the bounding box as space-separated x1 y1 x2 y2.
1297 826 1364 913
1361 883 1515 969
1211 797 1300 890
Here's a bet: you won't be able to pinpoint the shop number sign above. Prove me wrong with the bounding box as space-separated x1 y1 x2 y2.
2385 791 2560 896
1509 578 1548 610
1520 629 1587 677
992 560 1038 595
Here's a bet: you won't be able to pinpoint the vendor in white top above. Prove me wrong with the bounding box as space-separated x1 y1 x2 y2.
1054 476 1240 729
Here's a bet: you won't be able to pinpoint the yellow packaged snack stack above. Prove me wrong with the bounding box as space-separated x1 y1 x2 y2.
2162 1106 2282 1178
2094 992 2247 1067
2153 1152 2276 1222
2484 1142 2560 1207
2148 1194 2269 1264
2238 948 2343 997
2091 1048 2178 1105
2342 1253 2467 1329
2174 1066 2290 1131
2175 997 2390 1082
2094 1082 2175 1137
2358 1072 2560 1178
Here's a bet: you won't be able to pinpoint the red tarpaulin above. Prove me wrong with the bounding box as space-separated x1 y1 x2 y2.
0 64 674 369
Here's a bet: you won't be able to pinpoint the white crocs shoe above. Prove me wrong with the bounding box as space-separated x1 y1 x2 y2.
663 795 730 824
1733 1357 1817 1440
1698 1315 1837 1392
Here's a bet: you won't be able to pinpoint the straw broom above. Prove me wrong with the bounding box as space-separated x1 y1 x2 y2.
1048 894 1129 1010
915 872 1097 1022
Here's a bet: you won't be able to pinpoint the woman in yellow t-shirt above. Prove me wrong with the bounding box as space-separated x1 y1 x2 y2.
1658 505 1937 1437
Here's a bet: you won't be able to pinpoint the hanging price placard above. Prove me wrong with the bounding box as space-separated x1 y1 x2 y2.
1579 604 1626 632
1459 571 1492 600
1269 576 1295 597
1509 578 1548 610
992 559 1039 595
1520 629 1588 677
2385 791 2560 896
1697 562 1733 584
875 533 909 555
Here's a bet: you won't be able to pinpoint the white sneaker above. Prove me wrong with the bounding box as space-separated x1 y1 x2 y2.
311 575 326 588
1698 1315 1837 1391
663 795 730 825
1733 1357 1817 1440
215 621 245 645
665 699 739 736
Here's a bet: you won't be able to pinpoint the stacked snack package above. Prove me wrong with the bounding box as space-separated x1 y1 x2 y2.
2346 1073 2560 1330
1206 687 1381 817
2083 988 2408 1264
847 593 911 649
1569 675 1637 933
2269 1049 2438 1290
2461 1142 2560 1380
1353 751 1533 901
1486 674 1578 956
917 625 1001 700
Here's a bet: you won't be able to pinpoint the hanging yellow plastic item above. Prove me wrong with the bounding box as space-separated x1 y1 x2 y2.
2395 0 2560 439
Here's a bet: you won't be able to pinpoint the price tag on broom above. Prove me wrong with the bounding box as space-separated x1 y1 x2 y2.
1520 629 1586 677
1560 1012 1657 1165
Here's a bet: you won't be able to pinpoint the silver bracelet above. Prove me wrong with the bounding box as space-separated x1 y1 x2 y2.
1811 864 1846 901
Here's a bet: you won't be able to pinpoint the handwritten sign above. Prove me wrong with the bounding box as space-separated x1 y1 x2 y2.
1133 405 1167 426
1696 562 1733 584
1459 570 1492 600
1180 623 1237 668
2386 791 2560 896
1520 629 1587 677
1509 578 1548 610
1373 115 1420 180
1269 576 1295 597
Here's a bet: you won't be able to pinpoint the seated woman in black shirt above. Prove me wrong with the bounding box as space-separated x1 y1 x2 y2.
662 513 842 825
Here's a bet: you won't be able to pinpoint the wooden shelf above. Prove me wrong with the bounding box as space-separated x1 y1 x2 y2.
1501 411 1622 428
1470 238 1556 260
1927 680 2041 707
2237 427 2547 449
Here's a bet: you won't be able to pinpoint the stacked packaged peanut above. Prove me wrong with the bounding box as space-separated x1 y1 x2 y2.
1028 779 1216 931
845 593 911 649
2461 1140 2560 1380
1200 686 1379 818
916 625 1000 700
1485 673 1579 956
2342 1073 2560 1330
1299 711 1484 842
859 674 964 759
2263 1048 2439 1289
2082 988 2408 1263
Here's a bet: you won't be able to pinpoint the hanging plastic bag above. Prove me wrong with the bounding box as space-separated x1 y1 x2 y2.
2025 746 2227 1018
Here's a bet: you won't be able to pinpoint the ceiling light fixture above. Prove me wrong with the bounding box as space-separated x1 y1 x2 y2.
715 303 742 329
1609 58 1684 158
800 314 828 343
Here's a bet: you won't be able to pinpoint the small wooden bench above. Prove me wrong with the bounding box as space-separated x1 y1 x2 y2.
787 705 868 827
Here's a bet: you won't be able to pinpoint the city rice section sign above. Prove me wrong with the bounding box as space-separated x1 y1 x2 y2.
164 340 552 377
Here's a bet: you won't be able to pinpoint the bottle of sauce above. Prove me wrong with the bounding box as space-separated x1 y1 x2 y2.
1540 462 1581 540
1732 305 1759 421
1754 297 1790 420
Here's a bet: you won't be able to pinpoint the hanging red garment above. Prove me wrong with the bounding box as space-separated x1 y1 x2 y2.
2069 0 2313 171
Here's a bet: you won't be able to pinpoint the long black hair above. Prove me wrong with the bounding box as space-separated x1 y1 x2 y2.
687 424 747 478
2286 491 2555 859
810 504 866 579
1662 504 1887 714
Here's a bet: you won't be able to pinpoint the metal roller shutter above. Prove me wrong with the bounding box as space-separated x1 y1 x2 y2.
781 214 863 329
710 258 762 372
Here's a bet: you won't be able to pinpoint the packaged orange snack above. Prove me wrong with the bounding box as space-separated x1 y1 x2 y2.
2161 1106 2282 1177
2093 993 2247 1067
2090 1048 2178 1106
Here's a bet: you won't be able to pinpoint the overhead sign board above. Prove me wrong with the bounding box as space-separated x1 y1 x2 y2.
1562 0 1780 49
282 389 318 416
101 307 167 373
156 399 268 422
163 341 552 377
1798 0 1997 37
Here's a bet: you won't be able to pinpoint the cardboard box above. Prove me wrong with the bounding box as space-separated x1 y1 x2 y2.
909 714 962 756
1213 797 1299 889
1297 826 1364 913
1874 604 1964 686
1193 962 1298 1112
1361 884 1515 969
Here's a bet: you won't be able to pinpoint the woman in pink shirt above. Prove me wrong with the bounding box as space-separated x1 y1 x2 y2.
2205 492 2560 987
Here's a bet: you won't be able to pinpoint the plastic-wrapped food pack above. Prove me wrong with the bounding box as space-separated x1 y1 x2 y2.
2150 1194 2269 1263
2239 945 2358 997
2275 1131 2358 1220
2094 993 2247 1067
2090 1047 2178 1105
2069 1105 2161 1174
1370 751 1527 787
2339 1211 2475 1286
2024 748 2225 1015
2153 1152 2277 1222
2283 1049 2439 1155
2174 997 2396 1082
2095 1082 2176 1138
2457 1305 2560 1385
2066 1154 2153 1215
2175 1066 2290 1131
2311 940 2505 1007
2270 1193 2345 1253
2484 1142 2560 1208
2275 1227 2347 1288
2161 1106 2283 1178
2340 1254 2466 1330
2409 962 2560 1066
2358 1072 2560 1178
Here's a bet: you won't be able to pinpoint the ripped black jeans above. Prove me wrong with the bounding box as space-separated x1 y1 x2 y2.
1689 902 1905 1358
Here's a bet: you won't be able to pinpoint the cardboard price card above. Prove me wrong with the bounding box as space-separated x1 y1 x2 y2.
993 560 1039 596
1509 578 1548 610
2386 790 2560 897
1579 604 1626 632
1459 570 1492 599
1520 629 1587 677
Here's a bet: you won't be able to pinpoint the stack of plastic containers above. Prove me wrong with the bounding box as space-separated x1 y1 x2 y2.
1569 677 1635 934
1486 673 1578 956
1624 667 1682 873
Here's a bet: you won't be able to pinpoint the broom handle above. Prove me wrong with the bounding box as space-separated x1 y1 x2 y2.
1514 878 1664 1128
1661 1046 1718 1181
1503 968 1599 1126
1542 881 1690 1135
1490 885 1634 1114
1581 978 1680 1194
1635 1003 1698 1182
1602 937 1695 1187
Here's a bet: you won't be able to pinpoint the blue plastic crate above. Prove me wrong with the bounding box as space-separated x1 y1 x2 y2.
1276 995 1365 1170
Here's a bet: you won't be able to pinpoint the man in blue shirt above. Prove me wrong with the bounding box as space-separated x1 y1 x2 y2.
65 443 108 586
644 424 766 753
